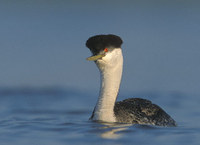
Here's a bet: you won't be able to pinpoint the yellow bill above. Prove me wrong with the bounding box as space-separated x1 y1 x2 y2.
86 54 105 61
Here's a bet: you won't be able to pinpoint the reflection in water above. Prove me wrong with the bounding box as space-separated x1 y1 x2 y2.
97 122 132 139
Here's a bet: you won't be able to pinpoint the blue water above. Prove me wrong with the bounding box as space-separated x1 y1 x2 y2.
0 88 199 145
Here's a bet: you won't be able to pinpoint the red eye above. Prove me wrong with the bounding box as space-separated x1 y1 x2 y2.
104 48 108 52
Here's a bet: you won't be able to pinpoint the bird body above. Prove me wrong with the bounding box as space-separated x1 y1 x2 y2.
114 98 176 126
86 34 176 127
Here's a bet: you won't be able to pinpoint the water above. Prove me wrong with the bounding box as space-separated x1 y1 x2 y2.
0 88 199 145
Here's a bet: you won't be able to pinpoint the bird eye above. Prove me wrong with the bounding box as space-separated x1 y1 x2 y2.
104 48 108 52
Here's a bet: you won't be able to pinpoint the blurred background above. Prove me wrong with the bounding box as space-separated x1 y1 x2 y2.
0 0 200 95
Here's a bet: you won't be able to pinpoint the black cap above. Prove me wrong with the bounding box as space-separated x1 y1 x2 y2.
86 34 123 55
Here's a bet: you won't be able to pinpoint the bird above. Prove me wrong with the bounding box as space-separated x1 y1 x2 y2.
85 34 176 127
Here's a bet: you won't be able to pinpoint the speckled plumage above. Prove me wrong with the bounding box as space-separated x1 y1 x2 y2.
114 98 176 126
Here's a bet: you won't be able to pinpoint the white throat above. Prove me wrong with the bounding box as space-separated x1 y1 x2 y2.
92 48 123 122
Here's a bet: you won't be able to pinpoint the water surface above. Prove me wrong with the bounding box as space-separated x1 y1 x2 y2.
0 88 199 145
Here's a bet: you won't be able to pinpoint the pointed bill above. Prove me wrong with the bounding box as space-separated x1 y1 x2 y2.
86 54 105 61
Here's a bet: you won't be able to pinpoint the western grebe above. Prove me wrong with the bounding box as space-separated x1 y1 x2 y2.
86 34 176 127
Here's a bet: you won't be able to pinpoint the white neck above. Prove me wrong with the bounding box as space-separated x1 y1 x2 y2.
92 48 123 122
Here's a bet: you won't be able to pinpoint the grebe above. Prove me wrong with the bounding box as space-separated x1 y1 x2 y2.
86 34 176 127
